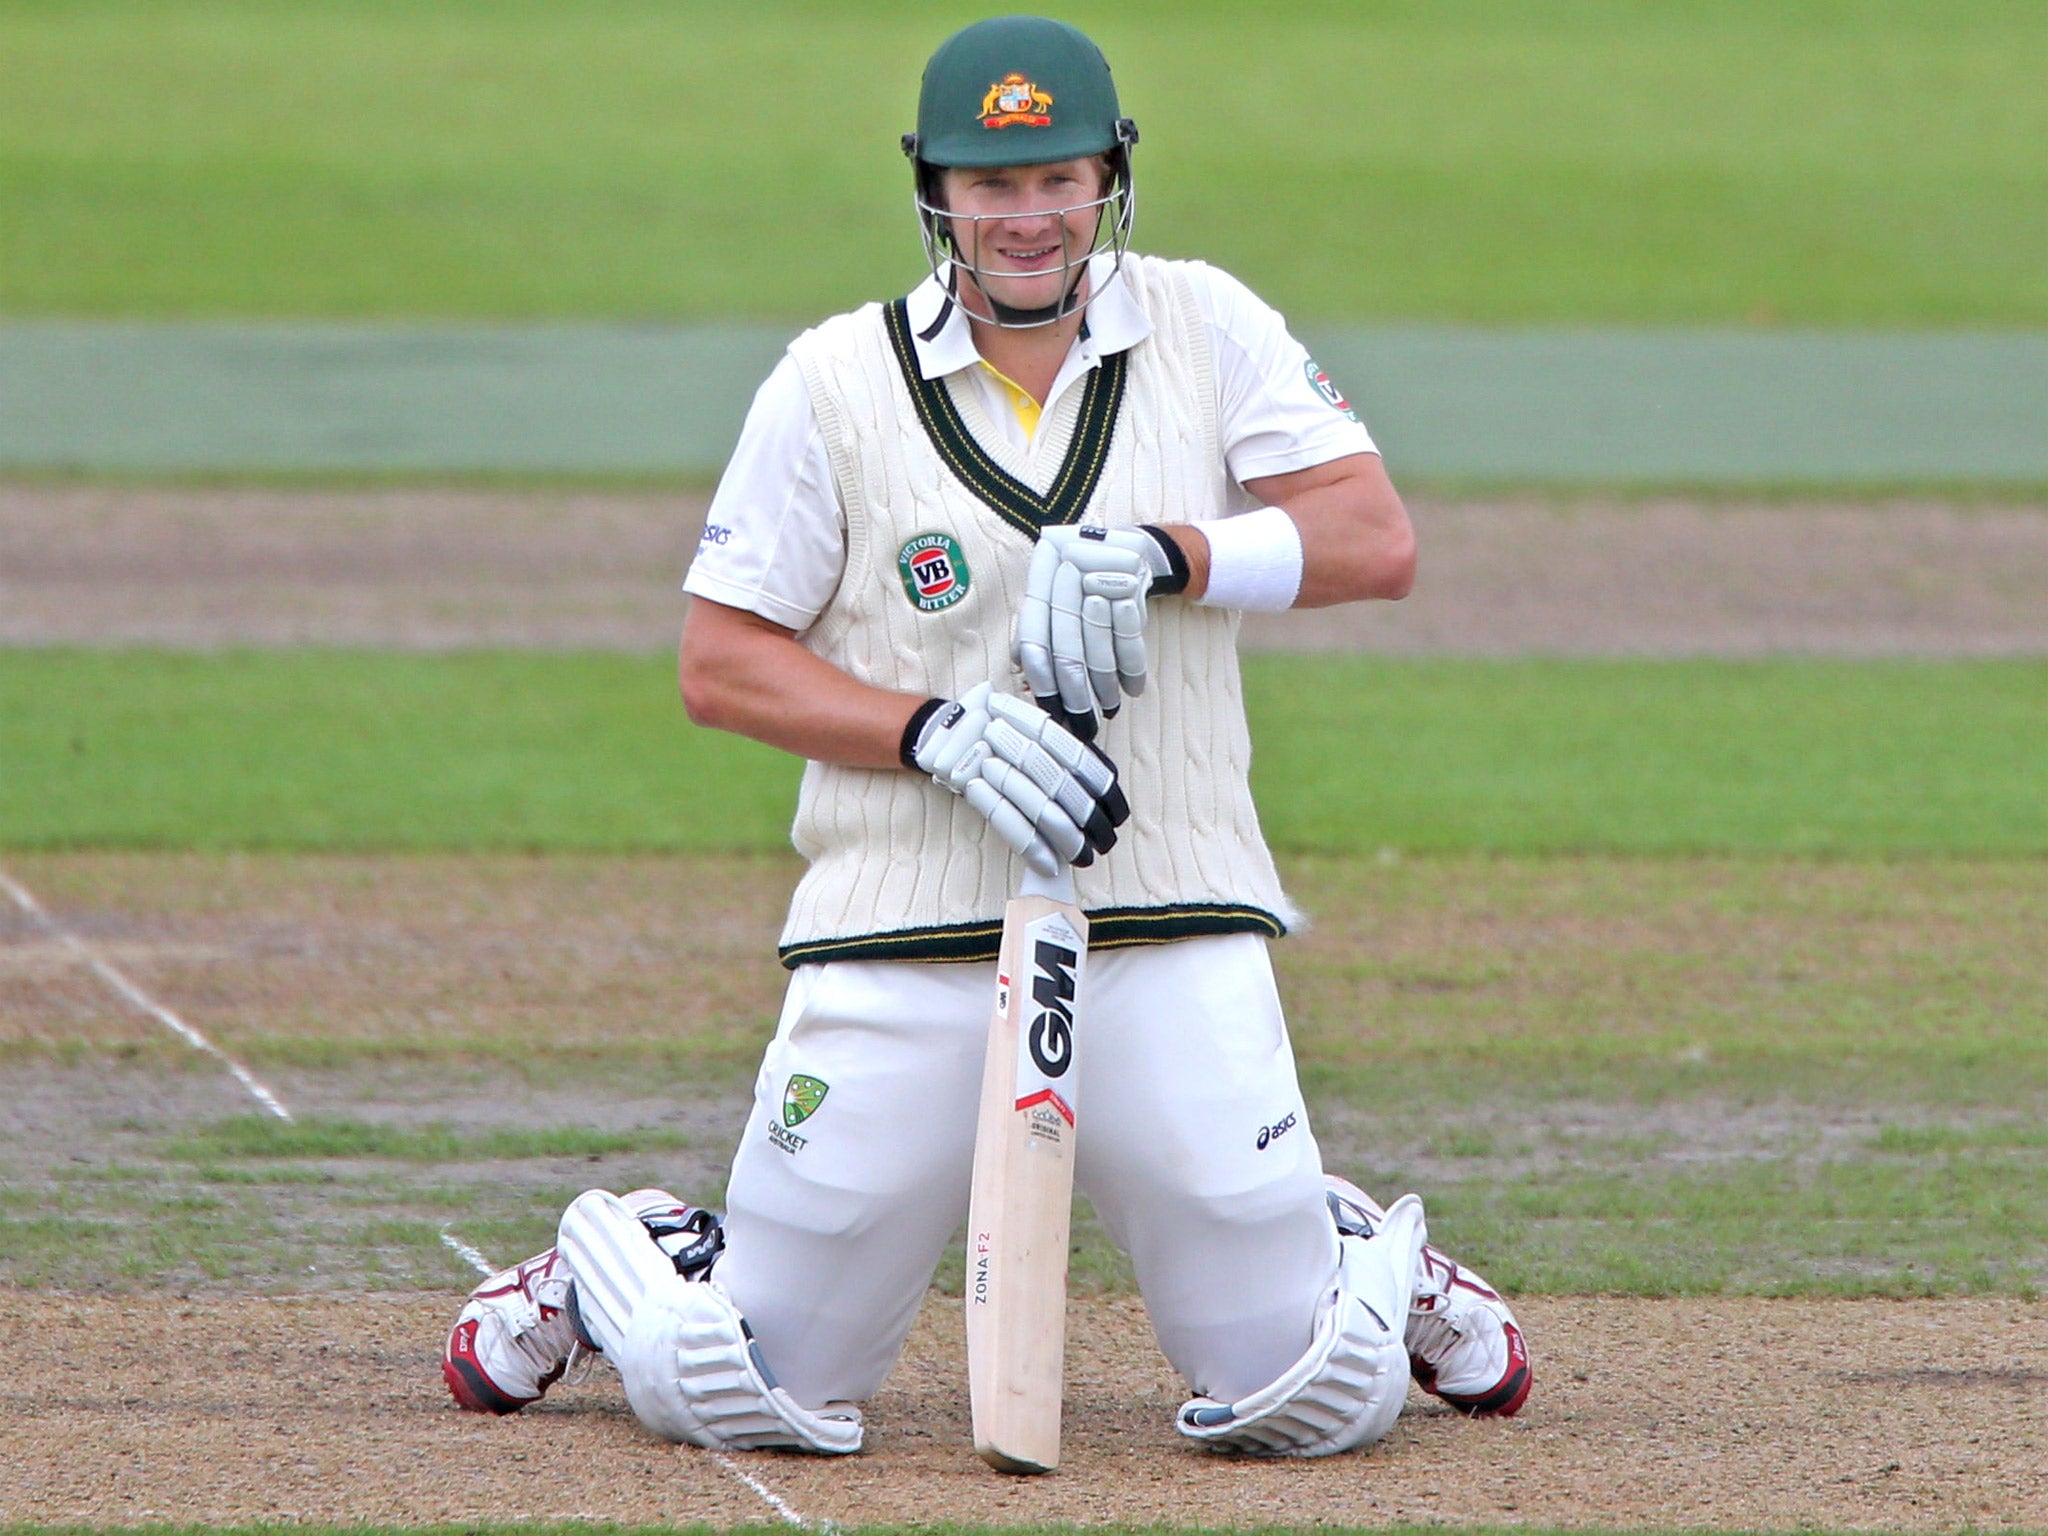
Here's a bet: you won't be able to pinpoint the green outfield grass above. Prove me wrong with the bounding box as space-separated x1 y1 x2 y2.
3 0 2043 324
5 650 2046 855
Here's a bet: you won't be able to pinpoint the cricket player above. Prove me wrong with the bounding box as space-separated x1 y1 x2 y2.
443 16 1531 1455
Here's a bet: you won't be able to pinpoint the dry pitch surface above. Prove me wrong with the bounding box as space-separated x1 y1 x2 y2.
12 1291 2048 1530
6 485 2048 655
5 485 2047 1528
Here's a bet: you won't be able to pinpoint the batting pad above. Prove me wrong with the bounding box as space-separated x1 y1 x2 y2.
620 1273 865 1453
1176 1192 1426 1455
556 1189 679 1356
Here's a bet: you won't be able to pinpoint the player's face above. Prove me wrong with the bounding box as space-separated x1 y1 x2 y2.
937 157 1110 317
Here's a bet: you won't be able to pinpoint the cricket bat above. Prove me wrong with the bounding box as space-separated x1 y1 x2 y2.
966 864 1088 1474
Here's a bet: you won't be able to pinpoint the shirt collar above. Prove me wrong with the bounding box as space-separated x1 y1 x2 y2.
902 253 1153 381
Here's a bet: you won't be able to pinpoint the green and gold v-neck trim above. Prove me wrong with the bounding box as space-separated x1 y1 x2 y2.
883 296 1128 541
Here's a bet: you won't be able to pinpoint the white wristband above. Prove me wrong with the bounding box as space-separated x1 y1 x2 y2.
1192 506 1303 612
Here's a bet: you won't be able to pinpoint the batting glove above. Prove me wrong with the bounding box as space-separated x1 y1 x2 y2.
902 683 1130 877
1016 524 1189 740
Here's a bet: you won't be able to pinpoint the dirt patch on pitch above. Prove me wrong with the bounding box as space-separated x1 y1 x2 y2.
6 1288 2046 1530
4 851 2047 1525
6 483 2048 654
7 850 2046 1294
0 849 796 1077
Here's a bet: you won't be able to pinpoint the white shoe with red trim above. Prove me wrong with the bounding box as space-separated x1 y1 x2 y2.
443 1246 582 1414
1324 1174 1532 1417
442 1188 723 1415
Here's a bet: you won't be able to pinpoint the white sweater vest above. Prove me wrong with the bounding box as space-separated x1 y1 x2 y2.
777 254 1298 966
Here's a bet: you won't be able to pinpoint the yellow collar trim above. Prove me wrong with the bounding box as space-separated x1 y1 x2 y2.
977 359 1043 439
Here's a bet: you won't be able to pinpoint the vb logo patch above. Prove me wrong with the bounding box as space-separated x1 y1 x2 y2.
783 1073 830 1128
897 532 971 612
980 73 1054 129
1305 358 1359 422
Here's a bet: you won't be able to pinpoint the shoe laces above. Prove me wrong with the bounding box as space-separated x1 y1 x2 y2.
560 1340 600 1386
1403 1248 1469 1365
492 1252 579 1363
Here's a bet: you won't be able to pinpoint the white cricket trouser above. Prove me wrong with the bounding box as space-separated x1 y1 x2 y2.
712 933 1337 1408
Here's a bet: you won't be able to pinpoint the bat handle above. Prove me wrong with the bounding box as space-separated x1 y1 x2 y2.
1019 866 1077 904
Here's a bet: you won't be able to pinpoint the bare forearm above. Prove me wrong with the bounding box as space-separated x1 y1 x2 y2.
679 601 925 770
1277 474 1415 608
1158 453 1415 610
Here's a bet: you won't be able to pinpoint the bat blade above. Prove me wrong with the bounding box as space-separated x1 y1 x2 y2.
966 874 1087 1474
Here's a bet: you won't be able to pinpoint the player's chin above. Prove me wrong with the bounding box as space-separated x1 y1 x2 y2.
978 270 1069 313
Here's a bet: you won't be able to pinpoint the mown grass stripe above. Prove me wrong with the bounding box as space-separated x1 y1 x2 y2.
4 1 2044 325
4 651 2045 856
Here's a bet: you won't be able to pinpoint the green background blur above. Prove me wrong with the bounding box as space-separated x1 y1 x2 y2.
4 0 2043 325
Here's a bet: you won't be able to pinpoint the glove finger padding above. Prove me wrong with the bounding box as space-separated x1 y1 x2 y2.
914 685 1129 875
983 732 1097 859
963 777 1064 877
1016 538 1070 730
1016 525 1178 737
1048 561 1094 724
980 757 1088 868
1079 590 1121 716
985 692 1129 848
1107 584 1148 696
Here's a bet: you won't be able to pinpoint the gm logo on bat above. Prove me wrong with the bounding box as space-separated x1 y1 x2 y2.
1028 938 1076 1080
1013 922 1080 1132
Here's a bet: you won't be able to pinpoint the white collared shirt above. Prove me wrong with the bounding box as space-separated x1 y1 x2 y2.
685 255 1376 631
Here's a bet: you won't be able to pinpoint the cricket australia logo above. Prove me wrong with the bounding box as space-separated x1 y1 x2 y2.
768 1073 829 1155
897 532 971 612
783 1073 829 1127
980 73 1054 129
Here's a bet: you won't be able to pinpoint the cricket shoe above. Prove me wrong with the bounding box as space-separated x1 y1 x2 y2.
443 1246 583 1414
442 1188 724 1415
1324 1174 1532 1417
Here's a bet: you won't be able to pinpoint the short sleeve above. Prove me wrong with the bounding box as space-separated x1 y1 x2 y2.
683 354 848 632
1185 263 1379 486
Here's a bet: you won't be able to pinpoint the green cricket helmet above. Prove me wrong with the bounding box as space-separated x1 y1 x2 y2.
901 16 1139 329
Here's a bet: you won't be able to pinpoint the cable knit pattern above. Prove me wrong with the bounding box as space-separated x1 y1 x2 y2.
779 254 1298 966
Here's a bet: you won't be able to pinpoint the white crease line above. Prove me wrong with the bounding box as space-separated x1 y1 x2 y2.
449 1233 822 1531
5 869 834 1521
7 868 825 1534
1 867 292 1121
709 1452 829 1531
440 1230 496 1277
